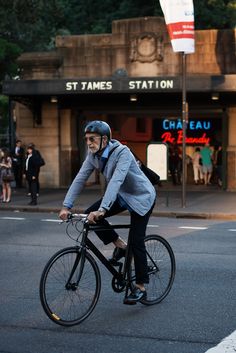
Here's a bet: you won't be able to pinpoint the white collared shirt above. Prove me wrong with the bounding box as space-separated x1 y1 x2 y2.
25 154 32 171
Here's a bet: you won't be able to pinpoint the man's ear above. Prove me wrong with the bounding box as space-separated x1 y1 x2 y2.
103 136 108 144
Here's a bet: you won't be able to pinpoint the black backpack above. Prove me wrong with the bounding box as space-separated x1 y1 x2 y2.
36 151 45 167
132 152 161 186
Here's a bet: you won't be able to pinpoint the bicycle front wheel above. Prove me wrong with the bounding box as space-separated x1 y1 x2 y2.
141 235 176 305
39 247 101 326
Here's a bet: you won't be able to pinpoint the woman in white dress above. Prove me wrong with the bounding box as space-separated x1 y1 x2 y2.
192 147 203 185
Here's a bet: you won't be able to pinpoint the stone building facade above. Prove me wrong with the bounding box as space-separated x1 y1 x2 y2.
3 17 236 189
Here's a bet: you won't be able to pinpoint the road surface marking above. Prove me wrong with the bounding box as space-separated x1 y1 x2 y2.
179 226 208 230
228 229 236 232
41 219 61 223
205 330 236 353
0 217 25 220
147 225 159 228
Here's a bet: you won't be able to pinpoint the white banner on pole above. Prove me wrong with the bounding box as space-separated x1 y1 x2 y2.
159 0 195 53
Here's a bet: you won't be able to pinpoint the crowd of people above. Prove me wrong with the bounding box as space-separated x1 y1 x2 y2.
0 140 45 205
168 143 223 187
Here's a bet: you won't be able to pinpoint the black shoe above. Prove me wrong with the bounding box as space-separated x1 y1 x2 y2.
108 247 126 265
123 287 147 305
28 201 37 206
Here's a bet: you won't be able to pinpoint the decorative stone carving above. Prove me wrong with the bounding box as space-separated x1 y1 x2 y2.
130 32 163 63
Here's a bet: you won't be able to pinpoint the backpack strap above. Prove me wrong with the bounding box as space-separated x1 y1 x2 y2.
101 145 119 173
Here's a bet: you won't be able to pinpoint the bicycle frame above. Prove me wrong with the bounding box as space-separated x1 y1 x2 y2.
78 221 132 286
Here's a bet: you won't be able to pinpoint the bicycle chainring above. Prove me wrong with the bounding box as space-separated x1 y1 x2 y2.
111 276 126 293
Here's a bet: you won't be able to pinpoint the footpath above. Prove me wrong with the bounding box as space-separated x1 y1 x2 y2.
0 184 236 220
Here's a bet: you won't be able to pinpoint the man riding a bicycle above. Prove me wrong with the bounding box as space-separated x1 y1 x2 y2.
59 120 156 304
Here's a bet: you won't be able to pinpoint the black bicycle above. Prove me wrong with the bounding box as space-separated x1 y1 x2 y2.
39 214 176 326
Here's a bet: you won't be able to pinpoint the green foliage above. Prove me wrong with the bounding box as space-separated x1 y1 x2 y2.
0 0 70 51
59 0 163 34
195 0 236 29
0 38 22 82
0 95 8 115
0 0 235 54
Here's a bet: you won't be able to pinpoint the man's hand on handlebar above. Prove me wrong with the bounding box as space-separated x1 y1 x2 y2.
59 207 105 223
59 207 71 221
87 210 105 224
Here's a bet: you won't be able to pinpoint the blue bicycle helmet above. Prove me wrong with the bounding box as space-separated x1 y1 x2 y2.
84 120 111 141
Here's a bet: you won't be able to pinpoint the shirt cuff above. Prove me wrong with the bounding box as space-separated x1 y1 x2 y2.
63 203 72 210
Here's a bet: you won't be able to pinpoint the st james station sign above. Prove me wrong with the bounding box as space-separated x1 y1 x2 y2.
3 75 236 96
65 78 175 91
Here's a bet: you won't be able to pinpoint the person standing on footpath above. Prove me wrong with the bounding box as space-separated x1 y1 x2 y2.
200 143 213 185
12 139 24 188
26 143 45 197
0 148 13 203
59 120 156 304
23 144 40 205
168 144 182 185
191 147 203 185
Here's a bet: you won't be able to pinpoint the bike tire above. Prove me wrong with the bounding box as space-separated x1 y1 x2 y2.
141 234 176 305
39 247 101 326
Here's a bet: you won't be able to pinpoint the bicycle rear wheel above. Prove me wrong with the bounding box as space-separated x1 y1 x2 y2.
141 234 176 305
39 247 101 326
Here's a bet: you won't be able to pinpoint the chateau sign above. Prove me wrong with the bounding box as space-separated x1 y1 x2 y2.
153 118 221 145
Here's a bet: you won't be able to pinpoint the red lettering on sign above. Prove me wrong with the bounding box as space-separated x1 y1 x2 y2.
161 131 210 145
161 132 175 144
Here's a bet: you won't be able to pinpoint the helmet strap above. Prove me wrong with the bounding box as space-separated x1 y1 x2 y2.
99 136 103 152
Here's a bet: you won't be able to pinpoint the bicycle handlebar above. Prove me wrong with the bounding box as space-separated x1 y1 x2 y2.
71 213 88 219
64 212 131 230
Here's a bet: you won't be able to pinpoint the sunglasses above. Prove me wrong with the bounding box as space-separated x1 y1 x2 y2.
84 136 102 143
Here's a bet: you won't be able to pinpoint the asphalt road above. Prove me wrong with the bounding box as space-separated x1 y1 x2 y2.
0 212 235 353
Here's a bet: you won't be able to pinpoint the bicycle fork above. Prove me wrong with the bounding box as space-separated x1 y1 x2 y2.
65 247 86 290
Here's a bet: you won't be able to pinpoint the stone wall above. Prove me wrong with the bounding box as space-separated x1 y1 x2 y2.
18 17 236 81
15 102 59 187
54 17 236 79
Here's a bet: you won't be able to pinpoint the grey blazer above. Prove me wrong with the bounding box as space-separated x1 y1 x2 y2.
63 140 156 216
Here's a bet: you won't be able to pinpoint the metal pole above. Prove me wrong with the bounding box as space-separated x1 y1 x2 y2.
182 52 187 208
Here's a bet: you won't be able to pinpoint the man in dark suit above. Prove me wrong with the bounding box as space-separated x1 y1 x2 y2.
24 145 40 205
27 143 45 196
